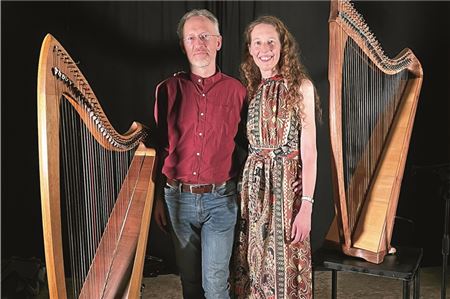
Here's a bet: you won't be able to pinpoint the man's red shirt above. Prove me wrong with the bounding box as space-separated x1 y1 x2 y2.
154 71 246 184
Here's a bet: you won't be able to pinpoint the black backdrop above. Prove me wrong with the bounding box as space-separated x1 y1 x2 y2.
2 1 449 272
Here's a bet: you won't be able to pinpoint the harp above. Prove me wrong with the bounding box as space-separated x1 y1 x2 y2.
37 34 156 298
326 0 423 263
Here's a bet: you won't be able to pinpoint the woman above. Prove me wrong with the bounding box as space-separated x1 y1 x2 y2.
233 16 320 299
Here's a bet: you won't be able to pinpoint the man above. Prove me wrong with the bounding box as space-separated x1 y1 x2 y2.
153 9 247 299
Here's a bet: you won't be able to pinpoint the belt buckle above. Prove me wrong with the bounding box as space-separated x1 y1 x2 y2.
189 184 196 193
189 183 215 194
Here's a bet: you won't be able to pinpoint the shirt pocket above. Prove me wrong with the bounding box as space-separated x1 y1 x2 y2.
211 104 234 136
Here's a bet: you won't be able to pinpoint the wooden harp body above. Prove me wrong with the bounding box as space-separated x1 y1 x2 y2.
37 34 156 298
326 0 423 263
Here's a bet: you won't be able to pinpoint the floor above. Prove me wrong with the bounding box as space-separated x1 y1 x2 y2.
31 266 448 298
141 267 449 298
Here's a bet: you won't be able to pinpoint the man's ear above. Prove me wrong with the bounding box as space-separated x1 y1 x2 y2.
216 36 222 51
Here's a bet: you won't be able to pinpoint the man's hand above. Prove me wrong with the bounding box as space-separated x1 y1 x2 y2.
154 198 168 233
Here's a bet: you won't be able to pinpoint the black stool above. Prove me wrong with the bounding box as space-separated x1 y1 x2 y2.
313 246 423 299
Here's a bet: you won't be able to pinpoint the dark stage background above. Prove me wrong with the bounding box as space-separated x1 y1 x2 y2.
2 0 449 276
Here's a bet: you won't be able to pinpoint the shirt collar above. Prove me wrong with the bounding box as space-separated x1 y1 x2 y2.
189 70 223 88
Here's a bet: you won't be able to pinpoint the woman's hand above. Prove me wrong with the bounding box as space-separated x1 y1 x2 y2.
290 201 312 244
292 178 302 195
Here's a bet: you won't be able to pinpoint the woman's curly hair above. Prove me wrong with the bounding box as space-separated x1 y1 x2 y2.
241 15 322 123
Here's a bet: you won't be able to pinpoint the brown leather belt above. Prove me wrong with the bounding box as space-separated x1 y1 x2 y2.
166 178 226 194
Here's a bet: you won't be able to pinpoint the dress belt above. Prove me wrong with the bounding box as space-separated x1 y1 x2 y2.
166 178 227 194
249 145 299 159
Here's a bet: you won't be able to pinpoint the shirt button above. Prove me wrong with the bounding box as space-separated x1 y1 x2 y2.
199 132 203 136
193 172 197 175
198 79 202 83
200 112 204 116
202 93 205 97
196 152 200 156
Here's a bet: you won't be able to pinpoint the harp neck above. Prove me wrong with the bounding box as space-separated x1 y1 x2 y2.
329 0 422 77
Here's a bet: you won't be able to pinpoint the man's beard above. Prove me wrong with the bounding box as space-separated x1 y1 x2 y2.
191 56 211 68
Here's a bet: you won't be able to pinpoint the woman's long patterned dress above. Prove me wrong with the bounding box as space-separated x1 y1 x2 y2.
233 75 312 299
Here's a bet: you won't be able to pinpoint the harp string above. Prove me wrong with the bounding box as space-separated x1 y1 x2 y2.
341 36 409 233
56 47 135 298
57 49 78 298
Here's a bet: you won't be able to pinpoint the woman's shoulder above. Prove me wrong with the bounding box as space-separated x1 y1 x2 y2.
299 78 314 92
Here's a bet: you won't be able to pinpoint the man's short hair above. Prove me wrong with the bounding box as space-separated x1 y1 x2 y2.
177 9 220 39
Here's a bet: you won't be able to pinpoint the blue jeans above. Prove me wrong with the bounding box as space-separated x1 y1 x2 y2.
164 181 238 299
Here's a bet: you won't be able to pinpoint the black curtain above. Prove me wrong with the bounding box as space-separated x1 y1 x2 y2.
2 1 449 270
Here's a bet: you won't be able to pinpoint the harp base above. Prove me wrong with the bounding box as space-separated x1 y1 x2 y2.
324 217 392 264
323 239 390 264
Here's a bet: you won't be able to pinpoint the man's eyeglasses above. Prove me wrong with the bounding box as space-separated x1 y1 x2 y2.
183 33 220 44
